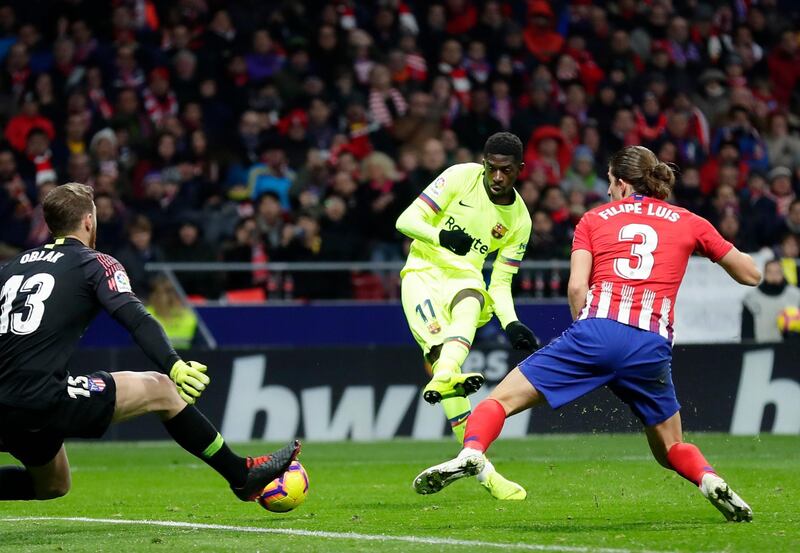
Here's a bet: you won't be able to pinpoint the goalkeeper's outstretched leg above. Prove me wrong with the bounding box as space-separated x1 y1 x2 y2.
112 371 301 502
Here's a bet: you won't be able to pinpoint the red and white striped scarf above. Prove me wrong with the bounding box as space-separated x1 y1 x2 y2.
142 87 178 127
368 88 407 128
89 87 114 120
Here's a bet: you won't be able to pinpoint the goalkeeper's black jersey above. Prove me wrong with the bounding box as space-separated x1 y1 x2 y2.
0 238 138 409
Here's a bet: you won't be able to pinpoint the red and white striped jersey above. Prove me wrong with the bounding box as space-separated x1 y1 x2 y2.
572 195 733 341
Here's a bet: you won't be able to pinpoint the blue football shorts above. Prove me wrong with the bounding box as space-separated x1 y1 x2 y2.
519 318 680 427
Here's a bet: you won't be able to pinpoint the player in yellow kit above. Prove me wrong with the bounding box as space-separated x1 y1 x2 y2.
396 132 538 500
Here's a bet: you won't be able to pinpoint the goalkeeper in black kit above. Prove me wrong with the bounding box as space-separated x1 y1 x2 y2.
0 183 299 502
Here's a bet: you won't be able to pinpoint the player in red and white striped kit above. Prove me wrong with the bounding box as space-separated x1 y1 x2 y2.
413 145 760 522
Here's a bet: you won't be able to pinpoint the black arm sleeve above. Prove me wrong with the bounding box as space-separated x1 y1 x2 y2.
113 302 181 372
741 306 755 341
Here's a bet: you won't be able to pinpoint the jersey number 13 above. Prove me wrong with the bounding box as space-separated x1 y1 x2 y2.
0 273 56 335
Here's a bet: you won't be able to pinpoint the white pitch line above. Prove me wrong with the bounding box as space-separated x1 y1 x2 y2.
1 516 696 553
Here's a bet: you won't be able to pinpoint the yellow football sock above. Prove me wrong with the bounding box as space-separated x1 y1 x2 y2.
442 396 471 443
432 295 481 375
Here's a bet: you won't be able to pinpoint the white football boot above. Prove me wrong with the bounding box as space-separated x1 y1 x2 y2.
699 473 753 522
413 448 485 495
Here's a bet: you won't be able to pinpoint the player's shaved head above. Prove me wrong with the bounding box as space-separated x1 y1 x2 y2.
484 132 523 164
483 132 525 205
43 182 94 237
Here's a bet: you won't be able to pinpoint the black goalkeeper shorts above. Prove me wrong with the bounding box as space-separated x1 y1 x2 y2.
0 371 117 467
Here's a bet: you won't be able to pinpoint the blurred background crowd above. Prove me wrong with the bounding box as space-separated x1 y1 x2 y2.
0 0 799 302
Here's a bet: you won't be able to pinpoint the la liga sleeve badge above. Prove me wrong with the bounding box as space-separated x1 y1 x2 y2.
113 270 133 293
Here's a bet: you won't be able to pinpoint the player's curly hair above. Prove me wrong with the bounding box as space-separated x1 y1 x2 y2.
609 145 675 200
484 132 523 164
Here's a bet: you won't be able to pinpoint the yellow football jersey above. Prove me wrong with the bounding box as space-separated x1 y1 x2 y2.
400 162 531 280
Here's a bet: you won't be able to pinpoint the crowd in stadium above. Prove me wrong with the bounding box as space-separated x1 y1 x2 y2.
0 0 799 300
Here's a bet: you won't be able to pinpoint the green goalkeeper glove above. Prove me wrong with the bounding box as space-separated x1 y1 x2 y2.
169 360 210 404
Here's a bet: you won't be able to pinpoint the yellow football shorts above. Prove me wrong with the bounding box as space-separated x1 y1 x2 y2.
400 267 494 355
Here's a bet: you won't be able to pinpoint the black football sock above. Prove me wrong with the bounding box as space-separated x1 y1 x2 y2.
163 405 247 487
0 466 36 500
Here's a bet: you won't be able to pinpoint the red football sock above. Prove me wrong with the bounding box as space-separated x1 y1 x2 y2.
666 442 716 486
463 399 507 453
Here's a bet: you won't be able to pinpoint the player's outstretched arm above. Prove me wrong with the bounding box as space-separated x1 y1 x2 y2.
395 200 441 246
568 249 593 320
717 248 761 286
113 302 209 404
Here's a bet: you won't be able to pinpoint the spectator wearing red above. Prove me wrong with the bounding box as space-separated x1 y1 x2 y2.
368 64 407 129
539 186 571 239
700 140 749 195
277 109 310 170
767 30 800 108
523 1 564 64
4 94 55 153
563 34 605 96
398 35 428 83
86 66 113 122
19 127 56 188
445 0 478 35
437 39 470 107
143 68 178 128
523 125 572 186
635 92 667 146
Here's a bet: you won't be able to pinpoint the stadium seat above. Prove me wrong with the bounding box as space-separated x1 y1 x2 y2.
185 294 207 305
351 272 388 300
225 287 267 303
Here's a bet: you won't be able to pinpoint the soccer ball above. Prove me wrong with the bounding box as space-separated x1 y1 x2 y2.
257 461 309 513
776 306 800 334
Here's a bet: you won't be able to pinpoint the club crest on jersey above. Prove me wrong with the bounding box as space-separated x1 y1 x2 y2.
491 223 508 239
88 377 106 392
427 321 442 334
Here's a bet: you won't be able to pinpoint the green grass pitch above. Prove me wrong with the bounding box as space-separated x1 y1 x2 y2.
0 434 797 552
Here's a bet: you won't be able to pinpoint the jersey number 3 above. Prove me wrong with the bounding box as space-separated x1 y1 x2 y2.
0 273 56 335
613 223 658 280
